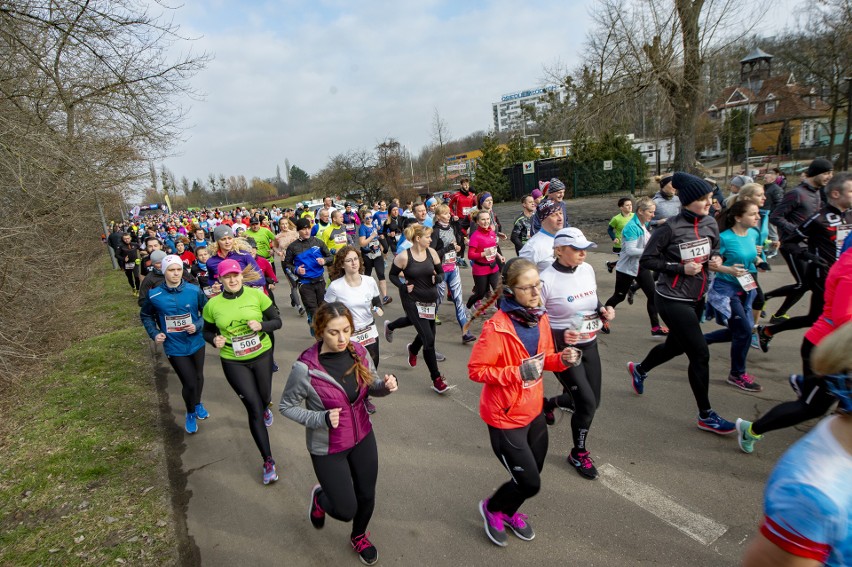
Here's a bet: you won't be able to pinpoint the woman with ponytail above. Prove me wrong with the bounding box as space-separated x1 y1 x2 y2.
466 209 504 317
279 302 398 566
469 257 581 547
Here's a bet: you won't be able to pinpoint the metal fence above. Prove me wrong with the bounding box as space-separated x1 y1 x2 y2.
504 158 639 200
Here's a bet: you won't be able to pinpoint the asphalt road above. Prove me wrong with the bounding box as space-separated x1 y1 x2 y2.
157 234 816 567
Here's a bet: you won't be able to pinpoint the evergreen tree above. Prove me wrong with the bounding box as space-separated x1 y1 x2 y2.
475 133 510 202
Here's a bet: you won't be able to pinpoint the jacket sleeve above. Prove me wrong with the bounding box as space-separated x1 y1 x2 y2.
468 324 522 386
139 299 162 339
467 233 485 262
510 218 525 250
620 233 644 259
260 303 282 334
279 363 330 430
640 223 684 275
770 190 801 240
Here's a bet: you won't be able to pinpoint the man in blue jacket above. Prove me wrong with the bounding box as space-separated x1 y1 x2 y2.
283 217 333 331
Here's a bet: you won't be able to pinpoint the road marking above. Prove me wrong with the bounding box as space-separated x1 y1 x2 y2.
598 463 728 546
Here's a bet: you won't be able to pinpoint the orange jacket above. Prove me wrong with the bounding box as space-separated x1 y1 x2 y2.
468 309 567 429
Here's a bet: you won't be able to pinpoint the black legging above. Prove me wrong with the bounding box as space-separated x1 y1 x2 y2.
550 336 602 451
363 254 386 281
605 269 660 328
299 279 326 321
640 295 712 413
124 266 141 291
466 271 500 309
751 338 836 436
765 274 825 336
764 245 808 316
167 346 206 413
486 413 548 517
310 431 378 538
221 350 274 459
387 295 440 380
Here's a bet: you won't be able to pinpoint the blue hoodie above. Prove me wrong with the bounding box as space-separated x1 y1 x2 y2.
140 280 207 357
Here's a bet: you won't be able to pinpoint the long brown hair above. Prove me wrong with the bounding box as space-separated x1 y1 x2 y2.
312 302 374 387
328 245 364 281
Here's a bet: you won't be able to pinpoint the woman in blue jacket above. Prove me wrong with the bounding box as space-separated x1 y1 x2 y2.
279 302 397 566
140 255 209 434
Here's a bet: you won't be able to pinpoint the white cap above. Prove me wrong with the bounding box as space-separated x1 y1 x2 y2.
553 227 597 250
161 255 183 271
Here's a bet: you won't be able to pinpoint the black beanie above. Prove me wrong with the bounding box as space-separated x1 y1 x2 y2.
659 175 673 189
805 158 833 178
672 172 710 206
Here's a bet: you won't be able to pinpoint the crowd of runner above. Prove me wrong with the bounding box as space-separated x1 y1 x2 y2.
108 163 851 566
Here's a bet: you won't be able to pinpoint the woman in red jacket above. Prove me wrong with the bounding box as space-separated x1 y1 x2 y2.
468 257 580 547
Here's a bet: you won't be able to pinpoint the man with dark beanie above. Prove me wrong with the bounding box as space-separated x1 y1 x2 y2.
764 157 833 322
651 174 680 230
627 172 741 436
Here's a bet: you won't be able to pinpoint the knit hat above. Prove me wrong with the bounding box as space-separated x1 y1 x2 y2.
536 199 561 221
213 225 233 241
149 250 167 266
672 172 711 206
805 158 833 178
161 255 183 272
659 175 673 189
478 192 492 208
730 175 753 188
425 197 437 208
531 189 543 199
294 217 311 231
548 178 566 193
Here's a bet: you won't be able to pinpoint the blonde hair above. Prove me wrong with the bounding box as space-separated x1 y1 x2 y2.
635 196 655 212
434 204 450 217
812 322 852 375
403 223 433 243
732 182 764 206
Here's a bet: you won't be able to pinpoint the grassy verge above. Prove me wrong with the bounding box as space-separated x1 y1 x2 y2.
0 269 182 566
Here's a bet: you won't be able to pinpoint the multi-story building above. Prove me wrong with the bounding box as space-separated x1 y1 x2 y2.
492 86 566 133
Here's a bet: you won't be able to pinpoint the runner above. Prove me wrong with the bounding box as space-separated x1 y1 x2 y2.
650 175 680 229
380 204 401 256
324 246 384 414
741 322 851 567
279 302 398 566
274 217 304 315
540 228 613 479
342 203 361 244
245 215 278 273
736 245 852 454
140 255 209 434
603 197 666 336
468 257 581 547
319 210 350 255
626 172 739 435
357 208 391 305
510 194 536 255
202 259 283 485
190 246 222 299
519 200 564 272
448 176 477 267
703 200 764 392
283 217 333 330
384 223 452 394
117 232 141 296
605 197 634 273
431 204 476 344
466 209 504 318
531 178 570 235
207 225 265 289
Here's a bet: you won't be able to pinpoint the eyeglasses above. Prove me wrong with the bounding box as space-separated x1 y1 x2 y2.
343 257 360 264
514 282 542 293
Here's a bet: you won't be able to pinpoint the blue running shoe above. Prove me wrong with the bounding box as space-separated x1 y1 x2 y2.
262 457 278 485
697 410 736 435
627 361 647 395
195 403 209 420
185 412 198 434
272 361 279 373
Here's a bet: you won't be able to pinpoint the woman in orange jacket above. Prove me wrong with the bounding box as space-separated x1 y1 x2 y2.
467 257 581 547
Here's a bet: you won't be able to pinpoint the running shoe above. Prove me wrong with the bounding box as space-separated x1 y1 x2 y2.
568 449 598 480
382 296 392 305
351 532 378 565
757 325 772 353
606 261 616 274
504 511 535 541
364 397 377 415
543 400 555 425
626 286 635 305
435 351 447 362
308 484 325 529
600 321 611 334
458 258 469 268
133 290 139 297
478 499 508 547
735 418 762 454
769 313 790 324
383 320 393 343
696 410 736 435
435 315 442 325
298 305 306 317
627 361 647 395
262 457 278 485
556 396 576 414
750 333 760 350
272 361 279 373
263 408 274 427
462 333 477 344
464 307 475 322
727 372 763 392
194 402 209 420
651 326 669 337
432 376 452 394
406 343 417 367
185 412 198 434
789 374 805 398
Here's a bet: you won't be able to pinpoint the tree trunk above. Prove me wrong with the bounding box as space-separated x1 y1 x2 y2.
672 0 703 173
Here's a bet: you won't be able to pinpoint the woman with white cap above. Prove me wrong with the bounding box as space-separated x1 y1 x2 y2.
140 254 209 435
627 172 740 436
202 258 283 485
540 227 614 479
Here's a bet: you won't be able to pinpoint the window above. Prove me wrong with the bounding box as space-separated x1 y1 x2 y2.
765 100 776 114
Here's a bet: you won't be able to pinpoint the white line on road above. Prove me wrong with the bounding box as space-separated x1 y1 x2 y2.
598 463 728 546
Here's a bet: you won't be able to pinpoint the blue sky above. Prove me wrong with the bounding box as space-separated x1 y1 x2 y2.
161 0 806 184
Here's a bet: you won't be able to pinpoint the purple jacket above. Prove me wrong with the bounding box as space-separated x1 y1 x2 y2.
279 341 391 456
206 250 264 288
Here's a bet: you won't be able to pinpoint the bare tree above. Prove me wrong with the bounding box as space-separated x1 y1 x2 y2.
432 108 451 185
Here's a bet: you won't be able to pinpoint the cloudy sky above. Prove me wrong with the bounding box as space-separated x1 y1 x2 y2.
162 0 806 184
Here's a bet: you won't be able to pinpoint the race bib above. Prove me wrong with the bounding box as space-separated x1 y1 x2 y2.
837 224 850 259
334 232 347 245
737 272 758 291
483 246 497 262
202 286 220 298
416 302 436 320
679 237 710 264
443 250 457 264
345 223 355 232
232 332 262 358
352 324 379 346
124 262 135 270
165 313 192 333
577 313 602 340
462 207 473 216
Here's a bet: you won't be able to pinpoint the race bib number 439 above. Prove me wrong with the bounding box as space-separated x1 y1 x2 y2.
679 237 710 264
